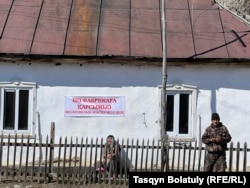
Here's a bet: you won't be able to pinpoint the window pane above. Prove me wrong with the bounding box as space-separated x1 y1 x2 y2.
179 94 189 134
166 95 174 131
18 90 29 130
3 91 15 130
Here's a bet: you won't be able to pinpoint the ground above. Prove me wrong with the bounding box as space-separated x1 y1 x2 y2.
0 182 127 188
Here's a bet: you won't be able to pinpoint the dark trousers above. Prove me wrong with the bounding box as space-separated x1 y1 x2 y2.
204 151 227 172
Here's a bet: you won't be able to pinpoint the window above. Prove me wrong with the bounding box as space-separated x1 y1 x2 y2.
161 83 197 138
0 81 37 134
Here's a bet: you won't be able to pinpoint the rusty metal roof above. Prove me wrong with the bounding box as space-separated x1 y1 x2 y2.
0 0 249 60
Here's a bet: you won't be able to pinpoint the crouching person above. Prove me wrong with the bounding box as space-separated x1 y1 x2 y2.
103 135 121 179
97 135 121 180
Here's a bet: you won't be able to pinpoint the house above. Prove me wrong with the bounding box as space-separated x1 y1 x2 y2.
0 0 250 151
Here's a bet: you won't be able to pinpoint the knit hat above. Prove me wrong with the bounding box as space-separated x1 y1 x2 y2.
211 113 220 120
107 135 115 140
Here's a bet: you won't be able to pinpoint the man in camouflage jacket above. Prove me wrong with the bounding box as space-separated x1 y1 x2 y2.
202 113 232 172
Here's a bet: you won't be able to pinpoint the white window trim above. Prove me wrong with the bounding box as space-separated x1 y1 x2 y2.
159 83 197 141
0 80 37 135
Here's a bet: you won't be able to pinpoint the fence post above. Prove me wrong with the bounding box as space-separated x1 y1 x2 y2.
49 122 55 182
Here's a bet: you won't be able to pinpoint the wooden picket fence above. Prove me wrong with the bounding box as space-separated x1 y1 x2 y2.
0 132 249 186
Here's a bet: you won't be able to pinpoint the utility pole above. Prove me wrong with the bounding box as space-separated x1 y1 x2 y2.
160 0 169 172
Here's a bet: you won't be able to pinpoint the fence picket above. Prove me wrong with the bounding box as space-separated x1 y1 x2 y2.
228 141 233 172
56 136 62 183
31 134 36 181
73 137 78 185
62 136 67 184
187 140 191 172
17 134 24 183
243 142 247 172
6 134 10 180
192 140 198 171
12 133 17 180
236 142 240 171
37 135 42 183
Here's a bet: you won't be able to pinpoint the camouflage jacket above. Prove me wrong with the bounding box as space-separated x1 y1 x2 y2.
202 122 232 153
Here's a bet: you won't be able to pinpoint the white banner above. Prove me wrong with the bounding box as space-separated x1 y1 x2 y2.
64 96 125 117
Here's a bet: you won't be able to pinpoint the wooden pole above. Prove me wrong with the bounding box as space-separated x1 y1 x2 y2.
161 0 169 172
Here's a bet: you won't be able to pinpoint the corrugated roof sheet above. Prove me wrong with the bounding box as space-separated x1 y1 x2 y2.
0 0 249 59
